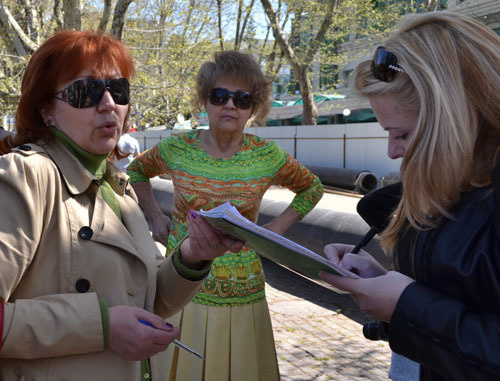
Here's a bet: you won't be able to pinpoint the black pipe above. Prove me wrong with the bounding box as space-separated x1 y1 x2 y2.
306 166 378 194
150 178 389 271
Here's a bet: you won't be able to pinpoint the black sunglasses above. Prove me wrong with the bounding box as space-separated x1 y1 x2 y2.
372 46 406 82
54 78 130 108
208 88 253 110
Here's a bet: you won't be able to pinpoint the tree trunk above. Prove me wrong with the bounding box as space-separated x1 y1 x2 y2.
238 0 255 49
53 0 63 30
295 64 316 125
0 0 37 54
63 0 81 30
110 0 133 40
216 0 224 50
20 0 40 44
234 0 243 50
260 0 338 125
98 0 112 32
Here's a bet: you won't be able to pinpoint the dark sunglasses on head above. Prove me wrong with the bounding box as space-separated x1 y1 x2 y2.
208 88 253 110
54 77 130 108
372 46 406 82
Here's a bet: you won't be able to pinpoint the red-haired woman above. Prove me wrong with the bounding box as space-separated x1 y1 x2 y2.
0 30 242 380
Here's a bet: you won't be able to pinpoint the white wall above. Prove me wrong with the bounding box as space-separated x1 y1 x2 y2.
132 123 401 179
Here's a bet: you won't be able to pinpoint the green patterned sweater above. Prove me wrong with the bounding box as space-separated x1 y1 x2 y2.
128 130 323 306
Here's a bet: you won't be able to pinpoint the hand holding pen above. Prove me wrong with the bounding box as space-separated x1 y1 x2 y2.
350 226 378 254
139 319 203 359
323 226 386 279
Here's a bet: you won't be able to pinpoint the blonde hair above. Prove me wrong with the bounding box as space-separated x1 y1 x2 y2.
193 50 272 126
354 12 500 252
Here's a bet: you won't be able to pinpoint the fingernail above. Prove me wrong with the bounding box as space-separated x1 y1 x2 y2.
189 210 198 219
165 322 173 331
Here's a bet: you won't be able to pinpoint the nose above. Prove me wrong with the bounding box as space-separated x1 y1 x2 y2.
387 139 405 159
224 96 236 109
97 89 116 110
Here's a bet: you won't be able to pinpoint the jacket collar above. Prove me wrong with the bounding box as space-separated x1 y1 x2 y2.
41 139 129 196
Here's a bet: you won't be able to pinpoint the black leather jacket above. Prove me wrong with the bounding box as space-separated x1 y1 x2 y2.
389 179 500 380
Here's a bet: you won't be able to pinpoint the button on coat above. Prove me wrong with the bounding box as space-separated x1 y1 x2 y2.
0 140 205 381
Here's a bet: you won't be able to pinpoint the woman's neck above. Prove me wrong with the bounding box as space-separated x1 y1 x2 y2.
202 129 244 159
51 127 109 177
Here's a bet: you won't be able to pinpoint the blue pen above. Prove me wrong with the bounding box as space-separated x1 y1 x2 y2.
139 319 203 359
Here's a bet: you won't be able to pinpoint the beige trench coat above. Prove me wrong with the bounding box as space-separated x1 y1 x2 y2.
0 139 204 380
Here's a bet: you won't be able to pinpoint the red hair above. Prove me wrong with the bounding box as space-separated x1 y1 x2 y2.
0 30 134 154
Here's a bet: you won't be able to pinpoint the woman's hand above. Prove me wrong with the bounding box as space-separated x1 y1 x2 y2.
108 306 180 361
262 206 300 236
319 270 415 322
130 182 171 246
149 211 171 247
324 243 387 278
179 210 245 268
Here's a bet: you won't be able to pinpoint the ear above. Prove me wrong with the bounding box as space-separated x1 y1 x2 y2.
40 107 54 126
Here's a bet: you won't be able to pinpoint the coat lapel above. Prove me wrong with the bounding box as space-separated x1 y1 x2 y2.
42 140 157 264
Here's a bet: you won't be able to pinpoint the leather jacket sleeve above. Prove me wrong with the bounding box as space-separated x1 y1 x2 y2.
390 281 500 380
388 179 500 381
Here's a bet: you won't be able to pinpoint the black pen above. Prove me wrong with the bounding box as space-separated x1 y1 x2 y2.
351 226 378 254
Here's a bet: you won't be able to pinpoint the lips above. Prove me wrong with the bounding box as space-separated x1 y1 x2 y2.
98 121 118 135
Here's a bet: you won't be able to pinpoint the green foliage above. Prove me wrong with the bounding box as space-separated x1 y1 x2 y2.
120 0 220 128
0 0 446 129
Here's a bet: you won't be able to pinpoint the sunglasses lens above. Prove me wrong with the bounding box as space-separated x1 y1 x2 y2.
209 88 231 106
62 79 99 108
373 48 399 82
208 88 253 109
234 92 252 110
108 78 130 105
60 78 130 108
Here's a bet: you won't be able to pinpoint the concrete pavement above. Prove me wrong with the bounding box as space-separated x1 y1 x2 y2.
264 258 391 380
263 186 392 380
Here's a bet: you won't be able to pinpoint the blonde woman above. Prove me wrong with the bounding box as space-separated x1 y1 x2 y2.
321 12 500 380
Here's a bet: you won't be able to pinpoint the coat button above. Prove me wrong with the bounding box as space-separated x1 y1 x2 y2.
18 145 31 151
75 278 90 293
78 226 93 240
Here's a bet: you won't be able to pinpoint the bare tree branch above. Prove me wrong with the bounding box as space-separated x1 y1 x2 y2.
261 0 338 125
110 0 133 40
304 0 337 66
19 0 40 43
98 0 112 32
63 0 81 30
216 0 224 50
0 0 38 54
53 0 63 30
237 0 255 50
234 0 243 50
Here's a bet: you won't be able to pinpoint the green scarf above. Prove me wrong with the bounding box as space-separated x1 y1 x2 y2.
51 128 121 220
52 128 152 380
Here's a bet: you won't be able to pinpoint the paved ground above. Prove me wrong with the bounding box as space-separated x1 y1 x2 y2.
263 187 392 380
264 258 391 380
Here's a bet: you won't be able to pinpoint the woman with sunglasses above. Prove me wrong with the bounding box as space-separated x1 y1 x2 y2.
0 30 244 381
320 12 500 381
128 50 324 380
